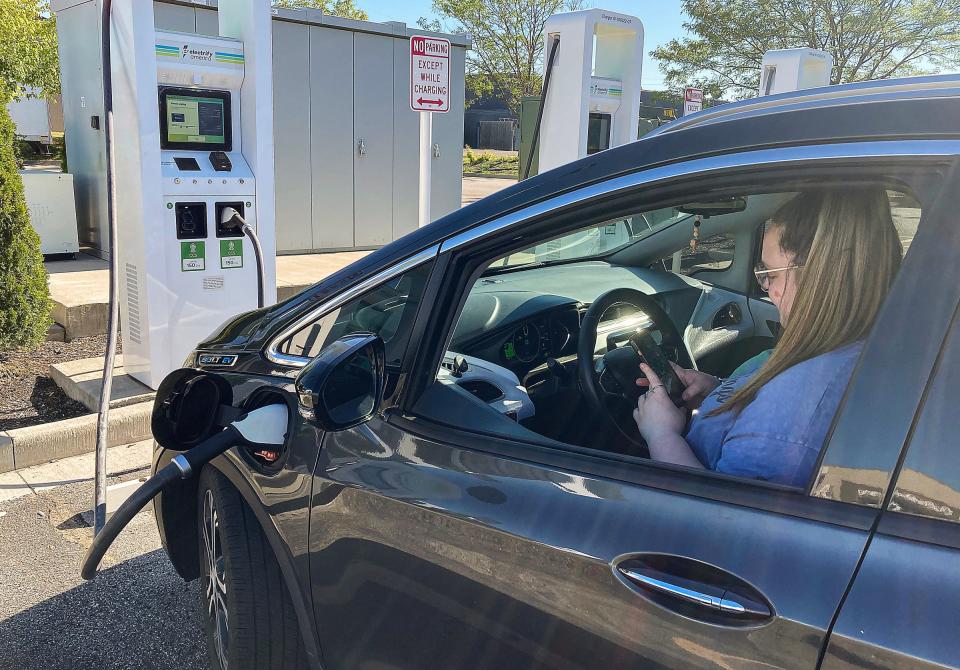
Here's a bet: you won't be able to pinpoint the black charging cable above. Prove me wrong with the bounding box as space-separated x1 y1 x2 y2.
80 426 240 580
219 207 265 308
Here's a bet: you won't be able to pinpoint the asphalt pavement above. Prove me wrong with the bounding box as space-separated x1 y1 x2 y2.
0 467 206 670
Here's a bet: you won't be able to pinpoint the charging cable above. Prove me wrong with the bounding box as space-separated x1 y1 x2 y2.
81 402 289 580
219 207 265 308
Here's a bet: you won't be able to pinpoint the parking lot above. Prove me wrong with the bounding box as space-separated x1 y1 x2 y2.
0 458 204 670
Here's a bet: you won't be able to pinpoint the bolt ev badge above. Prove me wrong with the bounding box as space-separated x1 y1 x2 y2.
198 354 238 367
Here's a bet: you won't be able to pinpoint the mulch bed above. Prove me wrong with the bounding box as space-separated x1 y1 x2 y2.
0 335 120 432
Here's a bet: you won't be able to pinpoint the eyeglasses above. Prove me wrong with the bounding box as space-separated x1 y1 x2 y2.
754 264 803 292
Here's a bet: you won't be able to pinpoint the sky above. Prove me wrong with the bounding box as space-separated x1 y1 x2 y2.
358 0 687 89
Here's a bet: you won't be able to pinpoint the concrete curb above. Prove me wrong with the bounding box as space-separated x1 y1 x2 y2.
49 355 155 411
51 298 107 341
0 432 13 472
1 402 153 474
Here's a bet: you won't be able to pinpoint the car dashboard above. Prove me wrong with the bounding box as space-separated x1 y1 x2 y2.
448 261 703 379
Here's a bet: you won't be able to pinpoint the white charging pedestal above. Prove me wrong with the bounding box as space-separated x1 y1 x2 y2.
758 48 833 96
110 0 276 389
538 9 643 173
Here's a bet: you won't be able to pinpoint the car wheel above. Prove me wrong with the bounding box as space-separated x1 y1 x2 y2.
198 468 308 670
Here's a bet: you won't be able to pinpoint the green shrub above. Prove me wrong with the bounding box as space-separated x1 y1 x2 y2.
0 95 52 348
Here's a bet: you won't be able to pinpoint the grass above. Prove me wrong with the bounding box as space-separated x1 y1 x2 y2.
463 148 518 177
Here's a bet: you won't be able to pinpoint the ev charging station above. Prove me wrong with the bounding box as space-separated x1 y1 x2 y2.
537 9 643 173
111 0 275 389
758 48 833 96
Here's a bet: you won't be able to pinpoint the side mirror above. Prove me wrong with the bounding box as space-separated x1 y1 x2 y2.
294 333 386 431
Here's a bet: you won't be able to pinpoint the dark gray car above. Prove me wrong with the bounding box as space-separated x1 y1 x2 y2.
154 75 960 670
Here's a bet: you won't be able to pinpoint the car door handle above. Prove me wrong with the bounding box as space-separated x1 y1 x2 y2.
617 568 755 615
615 557 772 622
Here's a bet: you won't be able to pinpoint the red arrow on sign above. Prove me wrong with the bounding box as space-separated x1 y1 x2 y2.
417 97 443 106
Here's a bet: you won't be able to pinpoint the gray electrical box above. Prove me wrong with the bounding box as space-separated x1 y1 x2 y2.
52 0 468 255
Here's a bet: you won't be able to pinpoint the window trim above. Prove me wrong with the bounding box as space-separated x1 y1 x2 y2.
402 147 958 514
264 245 440 368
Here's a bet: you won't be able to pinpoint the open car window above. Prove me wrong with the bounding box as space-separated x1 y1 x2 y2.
414 173 933 493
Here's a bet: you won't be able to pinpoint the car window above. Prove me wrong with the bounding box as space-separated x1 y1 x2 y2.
275 262 433 366
419 176 931 492
886 310 960 523
491 205 684 269
888 189 921 254
651 232 735 275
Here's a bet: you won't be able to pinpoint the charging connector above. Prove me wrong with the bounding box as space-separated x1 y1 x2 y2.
218 206 265 309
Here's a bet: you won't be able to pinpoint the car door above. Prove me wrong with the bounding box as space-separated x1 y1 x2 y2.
820 295 960 669
304 151 957 669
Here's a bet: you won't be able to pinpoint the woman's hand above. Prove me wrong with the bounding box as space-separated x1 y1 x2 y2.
632 363 687 443
636 361 720 409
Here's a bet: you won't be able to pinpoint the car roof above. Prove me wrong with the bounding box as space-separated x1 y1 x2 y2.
649 73 960 137
268 78 960 321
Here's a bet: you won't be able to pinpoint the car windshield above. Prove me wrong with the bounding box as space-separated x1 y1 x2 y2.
487 205 692 271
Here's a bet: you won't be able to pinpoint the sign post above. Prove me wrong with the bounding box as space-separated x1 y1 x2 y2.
410 35 450 228
683 87 703 116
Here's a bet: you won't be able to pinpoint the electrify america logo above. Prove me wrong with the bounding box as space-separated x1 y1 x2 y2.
182 44 214 61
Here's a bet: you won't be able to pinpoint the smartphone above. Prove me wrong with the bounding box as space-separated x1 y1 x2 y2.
629 330 686 407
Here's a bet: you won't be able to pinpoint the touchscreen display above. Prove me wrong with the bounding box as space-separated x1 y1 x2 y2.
165 94 226 145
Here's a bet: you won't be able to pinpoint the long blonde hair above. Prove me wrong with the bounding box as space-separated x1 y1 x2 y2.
712 187 903 416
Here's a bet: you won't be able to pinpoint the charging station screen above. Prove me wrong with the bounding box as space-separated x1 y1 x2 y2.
165 95 225 145
159 88 231 151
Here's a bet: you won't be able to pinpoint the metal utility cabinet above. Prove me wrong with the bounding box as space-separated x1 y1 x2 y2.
52 0 468 256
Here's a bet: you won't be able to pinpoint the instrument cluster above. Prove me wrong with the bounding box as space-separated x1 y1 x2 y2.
501 307 581 366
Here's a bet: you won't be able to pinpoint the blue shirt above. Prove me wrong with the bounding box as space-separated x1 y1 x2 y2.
685 341 863 487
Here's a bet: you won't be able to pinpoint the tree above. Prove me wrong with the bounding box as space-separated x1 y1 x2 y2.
271 0 368 20
0 0 55 347
653 0 960 99
0 0 60 98
421 0 583 115
0 98 52 348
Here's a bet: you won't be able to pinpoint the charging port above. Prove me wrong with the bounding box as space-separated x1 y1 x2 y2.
215 202 245 238
175 202 207 240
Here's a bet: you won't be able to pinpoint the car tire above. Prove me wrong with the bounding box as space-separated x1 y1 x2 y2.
198 467 308 670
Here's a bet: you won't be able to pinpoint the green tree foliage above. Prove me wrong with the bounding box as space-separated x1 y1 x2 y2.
421 0 583 115
0 0 60 98
0 98 52 348
0 0 55 347
271 0 368 20
654 0 960 99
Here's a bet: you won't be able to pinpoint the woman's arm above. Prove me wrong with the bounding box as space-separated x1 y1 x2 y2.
633 363 706 469
645 432 706 469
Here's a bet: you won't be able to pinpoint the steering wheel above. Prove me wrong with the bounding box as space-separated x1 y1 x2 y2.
577 288 692 449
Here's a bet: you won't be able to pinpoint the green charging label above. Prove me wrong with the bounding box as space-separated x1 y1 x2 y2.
180 241 205 272
220 239 243 269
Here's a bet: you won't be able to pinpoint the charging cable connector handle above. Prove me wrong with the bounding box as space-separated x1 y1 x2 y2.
219 207 265 308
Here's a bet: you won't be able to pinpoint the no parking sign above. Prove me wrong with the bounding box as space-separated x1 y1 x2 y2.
410 36 450 113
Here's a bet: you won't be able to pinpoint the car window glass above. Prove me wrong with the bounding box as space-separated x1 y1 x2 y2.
277 262 433 365
887 311 960 523
420 180 931 491
651 233 735 275
492 205 683 269
888 189 921 254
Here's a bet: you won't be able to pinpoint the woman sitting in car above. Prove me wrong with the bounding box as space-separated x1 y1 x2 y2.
633 188 903 486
